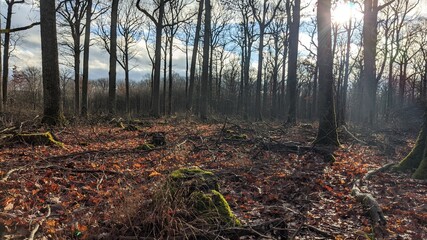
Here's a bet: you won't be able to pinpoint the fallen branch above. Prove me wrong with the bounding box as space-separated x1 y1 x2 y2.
352 183 386 226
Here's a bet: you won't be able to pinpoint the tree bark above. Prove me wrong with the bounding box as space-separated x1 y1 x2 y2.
40 0 64 125
81 0 92 117
0 13 2 112
286 0 301 124
313 0 339 146
187 0 204 112
360 0 388 125
200 0 211 120
109 0 119 115
1 1 23 109
395 108 427 179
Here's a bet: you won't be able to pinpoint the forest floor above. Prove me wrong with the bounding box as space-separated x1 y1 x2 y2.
0 117 426 239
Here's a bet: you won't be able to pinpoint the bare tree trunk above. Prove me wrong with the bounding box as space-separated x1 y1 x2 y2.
73 4 82 116
1 0 18 109
271 35 279 119
168 35 173 115
109 0 119 115
314 0 339 146
187 0 204 112
200 0 211 120
340 19 352 126
125 42 130 115
81 0 92 117
286 0 300 124
254 23 265 120
163 36 168 115
0 13 2 112
40 0 64 125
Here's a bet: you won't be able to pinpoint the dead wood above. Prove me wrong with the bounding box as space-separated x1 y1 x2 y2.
351 184 386 226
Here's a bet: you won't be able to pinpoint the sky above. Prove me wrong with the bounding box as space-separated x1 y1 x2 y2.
2 0 427 81
1 1 189 81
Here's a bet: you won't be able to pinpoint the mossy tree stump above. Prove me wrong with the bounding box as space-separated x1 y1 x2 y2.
13 132 64 147
165 167 240 227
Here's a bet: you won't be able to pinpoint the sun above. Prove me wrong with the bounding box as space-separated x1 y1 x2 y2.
332 1 362 24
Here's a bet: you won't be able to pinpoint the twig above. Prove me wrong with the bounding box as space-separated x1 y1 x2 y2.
290 223 304 240
28 205 51 240
304 224 334 238
1 167 25 182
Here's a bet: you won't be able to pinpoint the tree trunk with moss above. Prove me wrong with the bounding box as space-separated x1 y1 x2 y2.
396 109 427 179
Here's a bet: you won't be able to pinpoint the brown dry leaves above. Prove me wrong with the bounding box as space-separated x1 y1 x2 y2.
0 119 426 239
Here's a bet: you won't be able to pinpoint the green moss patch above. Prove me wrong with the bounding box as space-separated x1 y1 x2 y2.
165 167 240 226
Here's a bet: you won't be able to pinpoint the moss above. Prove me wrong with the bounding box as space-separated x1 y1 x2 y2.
138 143 155 150
226 134 248 140
395 124 426 171
170 167 215 179
412 156 427 179
169 167 219 192
17 132 64 148
190 190 241 226
164 167 240 227
210 190 241 226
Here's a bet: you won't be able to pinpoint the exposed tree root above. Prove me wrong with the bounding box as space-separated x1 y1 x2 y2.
340 125 368 145
262 142 336 162
364 162 396 181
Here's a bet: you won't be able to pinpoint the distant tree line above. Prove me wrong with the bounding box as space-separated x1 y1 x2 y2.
0 0 426 126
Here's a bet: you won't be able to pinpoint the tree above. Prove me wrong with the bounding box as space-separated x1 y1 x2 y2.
164 0 195 115
137 0 169 117
40 0 64 125
2 0 29 110
81 0 92 117
96 0 143 115
249 0 282 120
395 108 427 179
12 66 42 110
200 0 211 119
360 0 394 125
109 0 119 115
186 0 204 112
313 0 339 146
286 0 301 124
57 0 89 115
